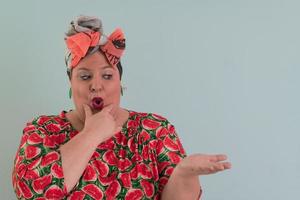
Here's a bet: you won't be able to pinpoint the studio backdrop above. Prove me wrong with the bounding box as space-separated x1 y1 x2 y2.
1 0 299 199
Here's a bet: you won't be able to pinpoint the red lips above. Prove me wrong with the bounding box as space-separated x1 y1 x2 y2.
91 97 104 110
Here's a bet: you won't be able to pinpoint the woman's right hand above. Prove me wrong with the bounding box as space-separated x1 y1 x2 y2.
81 104 121 143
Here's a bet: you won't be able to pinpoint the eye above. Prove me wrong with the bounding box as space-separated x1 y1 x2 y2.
80 74 91 80
103 74 113 80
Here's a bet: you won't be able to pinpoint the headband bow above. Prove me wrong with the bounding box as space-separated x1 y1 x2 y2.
65 28 125 68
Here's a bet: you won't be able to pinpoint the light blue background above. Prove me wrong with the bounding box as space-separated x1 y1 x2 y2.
1 0 299 199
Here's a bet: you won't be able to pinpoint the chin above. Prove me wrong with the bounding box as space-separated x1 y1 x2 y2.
91 109 102 114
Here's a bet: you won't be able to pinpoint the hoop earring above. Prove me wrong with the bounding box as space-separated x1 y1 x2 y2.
69 88 72 99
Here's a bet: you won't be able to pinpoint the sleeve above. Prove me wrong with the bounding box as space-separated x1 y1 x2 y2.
155 120 186 193
12 119 68 200
155 120 202 199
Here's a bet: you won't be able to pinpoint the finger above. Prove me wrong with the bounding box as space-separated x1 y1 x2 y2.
209 154 228 162
109 105 118 117
213 162 232 172
102 104 114 114
204 163 225 174
223 162 232 169
115 126 122 133
106 105 119 121
83 104 92 118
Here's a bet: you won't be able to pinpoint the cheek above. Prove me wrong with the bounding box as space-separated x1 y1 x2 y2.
73 86 87 98
72 84 81 98
71 83 88 106
106 82 121 102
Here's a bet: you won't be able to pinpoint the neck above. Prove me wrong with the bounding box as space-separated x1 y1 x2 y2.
68 110 85 131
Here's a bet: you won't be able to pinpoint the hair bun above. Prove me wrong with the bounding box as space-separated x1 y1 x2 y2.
65 15 103 37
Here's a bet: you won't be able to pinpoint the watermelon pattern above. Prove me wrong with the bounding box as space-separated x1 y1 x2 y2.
12 110 197 199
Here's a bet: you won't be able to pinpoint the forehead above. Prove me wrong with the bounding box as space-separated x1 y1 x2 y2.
75 51 113 71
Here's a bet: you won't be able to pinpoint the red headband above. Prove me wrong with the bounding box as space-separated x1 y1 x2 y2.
65 28 125 68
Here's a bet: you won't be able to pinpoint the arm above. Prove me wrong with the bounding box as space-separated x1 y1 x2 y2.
161 154 231 200
152 119 231 200
161 169 201 200
12 105 119 199
151 120 201 199
12 122 69 199
59 128 102 192
60 104 119 192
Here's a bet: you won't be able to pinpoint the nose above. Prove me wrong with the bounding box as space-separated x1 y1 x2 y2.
89 76 103 93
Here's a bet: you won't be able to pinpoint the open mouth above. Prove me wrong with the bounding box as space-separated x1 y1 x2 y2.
91 97 104 110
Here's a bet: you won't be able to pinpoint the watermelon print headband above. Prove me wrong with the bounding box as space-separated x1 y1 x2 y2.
65 21 125 68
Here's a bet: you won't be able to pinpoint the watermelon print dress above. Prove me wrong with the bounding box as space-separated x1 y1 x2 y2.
12 110 201 199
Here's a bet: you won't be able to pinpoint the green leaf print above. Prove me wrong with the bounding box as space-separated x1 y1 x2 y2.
157 152 169 162
116 187 128 199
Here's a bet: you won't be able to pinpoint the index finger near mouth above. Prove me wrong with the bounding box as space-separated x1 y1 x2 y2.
102 104 114 113
83 104 92 118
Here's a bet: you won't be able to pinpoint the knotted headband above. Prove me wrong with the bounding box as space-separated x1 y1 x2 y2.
65 28 125 68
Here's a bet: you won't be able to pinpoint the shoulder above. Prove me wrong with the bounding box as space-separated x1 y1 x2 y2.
128 111 186 156
128 110 176 135
129 110 168 120
23 111 70 135
129 110 170 124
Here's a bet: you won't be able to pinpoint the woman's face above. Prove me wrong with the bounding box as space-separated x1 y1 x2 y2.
70 51 121 120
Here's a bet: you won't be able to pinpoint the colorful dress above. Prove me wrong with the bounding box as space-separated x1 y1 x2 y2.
12 110 200 199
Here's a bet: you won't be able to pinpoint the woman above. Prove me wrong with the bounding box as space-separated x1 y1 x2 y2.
12 15 231 200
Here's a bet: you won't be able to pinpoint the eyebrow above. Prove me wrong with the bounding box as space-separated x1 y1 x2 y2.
77 65 113 71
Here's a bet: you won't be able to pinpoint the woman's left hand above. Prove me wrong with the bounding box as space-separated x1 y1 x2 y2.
175 153 231 177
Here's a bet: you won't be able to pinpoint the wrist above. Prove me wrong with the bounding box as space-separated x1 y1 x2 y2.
173 164 197 181
80 129 103 146
162 165 201 200
174 159 197 179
